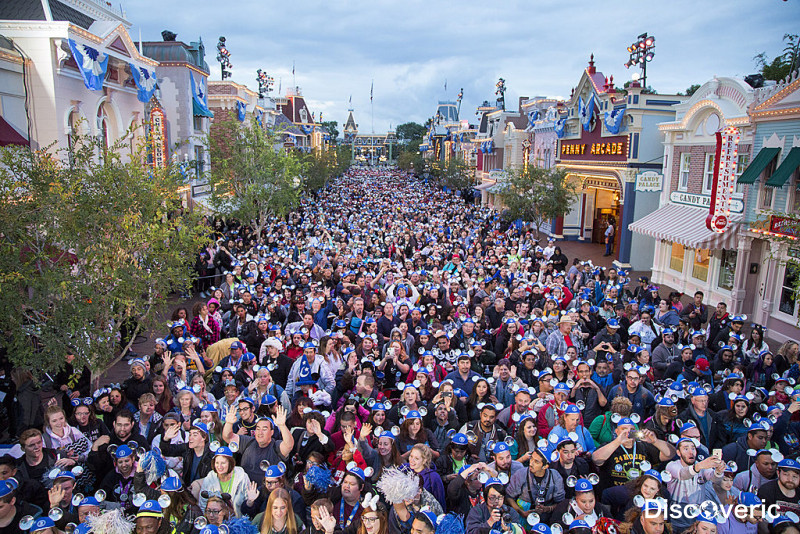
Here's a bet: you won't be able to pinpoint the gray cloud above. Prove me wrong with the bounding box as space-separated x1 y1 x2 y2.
127 0 800 134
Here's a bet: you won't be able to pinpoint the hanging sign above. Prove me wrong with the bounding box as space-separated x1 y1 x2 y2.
706 126 740 233
635 171 663 192
149 107 167 169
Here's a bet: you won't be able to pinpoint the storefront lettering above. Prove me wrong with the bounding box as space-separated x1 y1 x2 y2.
706 127 740 233
635 171 663 192
561 141 626 156
670 191 744 213
149 107 167 169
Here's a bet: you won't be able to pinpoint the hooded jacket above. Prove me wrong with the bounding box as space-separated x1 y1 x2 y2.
721 434 753 474
414 466 446 510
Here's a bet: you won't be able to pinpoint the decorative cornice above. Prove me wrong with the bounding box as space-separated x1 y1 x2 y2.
0 49 24 64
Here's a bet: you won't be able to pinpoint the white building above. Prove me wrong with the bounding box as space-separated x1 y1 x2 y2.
0 0 159 159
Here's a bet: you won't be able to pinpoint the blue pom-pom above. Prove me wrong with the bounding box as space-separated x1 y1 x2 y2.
223 517 259 534
305 465 332 491
436 514 465 534
141 451 166 485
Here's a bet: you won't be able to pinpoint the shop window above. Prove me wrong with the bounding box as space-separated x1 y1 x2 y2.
760 185 774 210
194 145 205 176
669 243 685 272
193 116 204 132
734 154 749 196
679 153 691 191
778 264 798 318
692 249 710 282
703 153 715 194
717 249 737 291
792 171 800 213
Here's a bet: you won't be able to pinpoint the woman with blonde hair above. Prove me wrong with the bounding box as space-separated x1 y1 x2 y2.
253 487 304 534
173 388 201 431
42 404 93 489
405 444 445 510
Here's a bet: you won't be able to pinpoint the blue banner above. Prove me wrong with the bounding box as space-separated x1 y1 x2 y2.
237 101 247 122
190 71 213 118
555 119 566 138
68 39 108 91
129 63 157 103
604 106 626 134
301 125 314 134
580 94 595 131
256 109 264 127
528 109 539 129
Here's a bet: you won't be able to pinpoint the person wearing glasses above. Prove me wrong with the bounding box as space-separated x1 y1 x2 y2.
465 477 524 534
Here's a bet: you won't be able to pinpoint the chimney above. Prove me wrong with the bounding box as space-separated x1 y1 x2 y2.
587 54 596 75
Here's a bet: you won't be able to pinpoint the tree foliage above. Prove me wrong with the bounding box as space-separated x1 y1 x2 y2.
396 122 426 143
498 166 579 239
300 146 350 195
428 157 473 191
0 133 207 377
396 149 424 174
754 34 799 82
681 84 701 96
319 121 340 143
207 118 303 236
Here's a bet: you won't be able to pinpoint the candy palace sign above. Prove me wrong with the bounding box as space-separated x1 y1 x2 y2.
670 192 744 213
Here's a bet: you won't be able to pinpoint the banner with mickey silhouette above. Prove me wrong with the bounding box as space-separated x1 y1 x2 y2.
67 39 109 91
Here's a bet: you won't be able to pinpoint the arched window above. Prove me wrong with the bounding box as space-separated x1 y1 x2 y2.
97 104 110 152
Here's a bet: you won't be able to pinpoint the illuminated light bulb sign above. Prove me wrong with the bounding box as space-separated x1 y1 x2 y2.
706 126 740 233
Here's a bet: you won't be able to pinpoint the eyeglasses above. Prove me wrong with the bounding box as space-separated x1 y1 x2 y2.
486 495 504 504
362 516 380 524
206 509 223 516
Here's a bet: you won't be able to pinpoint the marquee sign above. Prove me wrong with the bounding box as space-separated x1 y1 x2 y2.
558 124 627 162
149 107 167 169
706 126 741 233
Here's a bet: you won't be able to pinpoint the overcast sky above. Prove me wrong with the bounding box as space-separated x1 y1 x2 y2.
126 0 799 135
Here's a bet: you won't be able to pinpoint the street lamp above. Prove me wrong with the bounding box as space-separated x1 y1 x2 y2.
216 36 232 80
256 69 274 98
624 33 655 88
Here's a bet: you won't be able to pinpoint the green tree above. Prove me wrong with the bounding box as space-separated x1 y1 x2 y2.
397 149 424 174
207 118 303 237
754 34 799 82
0 134 207 378
301 146 346 195
498 166 579 239
434 157 473 191
319 121 339 142
396 122 426 143
680 84 701 96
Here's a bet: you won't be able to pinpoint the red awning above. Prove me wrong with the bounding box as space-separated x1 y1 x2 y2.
0 116 29 147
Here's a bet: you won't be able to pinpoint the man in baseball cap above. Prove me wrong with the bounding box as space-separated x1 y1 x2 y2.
757 458 799 507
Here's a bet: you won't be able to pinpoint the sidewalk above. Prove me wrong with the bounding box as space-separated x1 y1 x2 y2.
553 240 680 300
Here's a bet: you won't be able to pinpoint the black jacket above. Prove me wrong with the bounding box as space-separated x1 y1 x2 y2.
160 441 214 486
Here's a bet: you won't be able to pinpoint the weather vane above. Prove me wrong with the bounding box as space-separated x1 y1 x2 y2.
216 36 232 80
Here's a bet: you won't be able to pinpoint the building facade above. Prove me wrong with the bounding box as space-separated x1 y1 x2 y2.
556 56 687 270
629 76 754 310
737 71 800 344
142 35 212 209
0 0 159 159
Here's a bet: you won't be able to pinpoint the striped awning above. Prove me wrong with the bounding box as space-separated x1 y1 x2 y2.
628 203 743 250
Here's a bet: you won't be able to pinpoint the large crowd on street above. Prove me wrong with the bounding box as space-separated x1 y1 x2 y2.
1 167 799 534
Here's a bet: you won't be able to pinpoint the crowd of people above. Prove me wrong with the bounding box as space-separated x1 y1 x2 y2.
1 167 800 534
